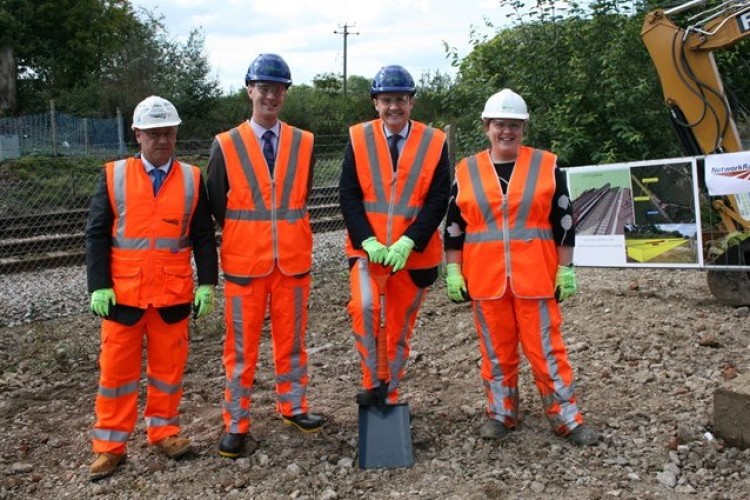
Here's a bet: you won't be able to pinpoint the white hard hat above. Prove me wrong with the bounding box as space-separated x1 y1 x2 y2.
132 95 181 130
481 88 529 121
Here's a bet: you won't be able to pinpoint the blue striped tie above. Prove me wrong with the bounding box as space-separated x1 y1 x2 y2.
262 130 276 173
151 168 165 196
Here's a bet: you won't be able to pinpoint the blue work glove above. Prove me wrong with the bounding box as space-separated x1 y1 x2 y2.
193 285 215 319
361 236 388 264
90 288 116 317
445 263 469 302
554 265 577 302
383 235 415 272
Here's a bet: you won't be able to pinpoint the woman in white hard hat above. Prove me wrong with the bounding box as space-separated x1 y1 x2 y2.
442 89 599 446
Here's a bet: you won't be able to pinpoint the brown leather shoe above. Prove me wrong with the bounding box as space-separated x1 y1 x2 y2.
88 452 125 481
154 435 191 458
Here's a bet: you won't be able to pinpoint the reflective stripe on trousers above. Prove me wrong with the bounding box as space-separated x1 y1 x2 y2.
347 258 426 404
92 307 188 453
222 267 310 433
471 291 583 434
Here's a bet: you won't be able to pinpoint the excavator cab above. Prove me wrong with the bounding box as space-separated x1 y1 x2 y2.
641 0 750 305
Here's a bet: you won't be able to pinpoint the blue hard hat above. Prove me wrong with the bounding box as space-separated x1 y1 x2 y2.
245 53 292 86
370 65 416 97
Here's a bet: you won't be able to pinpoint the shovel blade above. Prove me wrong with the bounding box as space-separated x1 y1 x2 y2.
358 403 414 469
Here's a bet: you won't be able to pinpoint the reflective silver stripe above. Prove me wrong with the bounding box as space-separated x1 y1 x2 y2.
146 416 180 428
147 376 181 395
475 301 518 420
515 149 544 227
362 122 388 202
98 380 139 398
466 156 501 232
92 428 129 443
387 288 425 395
112 159 194 250
537 299 579 429
353 259 378 386
274 282 307 412
224 127 308 224
465 227 553 243
225 295 250 432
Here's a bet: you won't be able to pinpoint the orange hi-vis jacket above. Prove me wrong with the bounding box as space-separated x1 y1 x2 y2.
105 157 200 308
216 121 314 278
455 146 559 300
345 119 445 269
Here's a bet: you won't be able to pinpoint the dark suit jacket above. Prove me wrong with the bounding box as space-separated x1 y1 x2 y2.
85 158 218 325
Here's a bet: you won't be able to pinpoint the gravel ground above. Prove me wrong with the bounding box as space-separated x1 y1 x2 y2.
2 231 750 499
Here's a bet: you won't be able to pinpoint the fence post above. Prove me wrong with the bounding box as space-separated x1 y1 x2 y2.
444 124 456 184
117 107 126 157
83 117 89 155
50 99 57 156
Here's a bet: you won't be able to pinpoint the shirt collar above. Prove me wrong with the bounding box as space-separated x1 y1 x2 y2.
139 154 171 174
384 121 410 139
249 119 281 140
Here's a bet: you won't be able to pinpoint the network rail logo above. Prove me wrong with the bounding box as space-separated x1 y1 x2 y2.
712 163 750 181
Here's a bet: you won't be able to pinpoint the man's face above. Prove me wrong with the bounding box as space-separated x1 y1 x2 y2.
373 93 413 133
248 81 288 125
484 119 525 161
134 126 177 166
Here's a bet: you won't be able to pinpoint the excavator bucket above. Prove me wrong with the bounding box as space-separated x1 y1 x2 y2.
357 266 414 469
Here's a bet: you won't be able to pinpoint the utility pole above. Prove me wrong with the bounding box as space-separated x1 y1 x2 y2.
333 23 359 95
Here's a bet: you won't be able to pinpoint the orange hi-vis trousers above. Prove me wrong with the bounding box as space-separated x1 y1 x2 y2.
347 258 426 404
472 290 584 435
92 307 189 454
222 267 311 434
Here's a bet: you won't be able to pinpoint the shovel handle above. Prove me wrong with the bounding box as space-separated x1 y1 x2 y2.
371 264 390 383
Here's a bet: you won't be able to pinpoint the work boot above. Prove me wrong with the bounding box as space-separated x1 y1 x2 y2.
88 452 126 481
480 419 509 440
282 413 324 434
356 384 388 406
218 432 247 459
566 425 599 446
154 435 191 458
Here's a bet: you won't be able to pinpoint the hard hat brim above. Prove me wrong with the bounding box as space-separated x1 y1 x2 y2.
132 120 182 130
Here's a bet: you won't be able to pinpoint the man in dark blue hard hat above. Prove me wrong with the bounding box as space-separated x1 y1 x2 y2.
339 64 450 407
206 53 323 459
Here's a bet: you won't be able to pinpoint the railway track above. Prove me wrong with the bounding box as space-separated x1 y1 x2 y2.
0 185 344 274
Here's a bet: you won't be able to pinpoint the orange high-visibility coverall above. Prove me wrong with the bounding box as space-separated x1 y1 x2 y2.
213 121 314 433
455 147 584 434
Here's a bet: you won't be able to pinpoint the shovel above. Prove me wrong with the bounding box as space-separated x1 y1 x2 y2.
357 264 414 469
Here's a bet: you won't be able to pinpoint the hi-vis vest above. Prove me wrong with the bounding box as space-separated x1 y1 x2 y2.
105 157 200 308
455 146 558 299
345 119 445 269
216 121 314 278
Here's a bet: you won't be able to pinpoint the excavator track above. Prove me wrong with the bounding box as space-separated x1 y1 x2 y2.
706 238 750 306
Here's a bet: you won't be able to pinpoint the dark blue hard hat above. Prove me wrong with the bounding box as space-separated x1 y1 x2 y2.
245 53 292 87
370 65 416 97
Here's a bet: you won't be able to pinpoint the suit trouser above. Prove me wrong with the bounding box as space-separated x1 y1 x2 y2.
347 258 426 404
472 291 584 435
222 267 311 434
92 306 189 454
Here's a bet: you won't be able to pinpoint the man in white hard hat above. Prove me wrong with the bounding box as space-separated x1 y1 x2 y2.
85 95 218 480
443 88 599 446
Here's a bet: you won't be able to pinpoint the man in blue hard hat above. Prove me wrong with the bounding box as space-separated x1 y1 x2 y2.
206 53 323 459
339 64 450 407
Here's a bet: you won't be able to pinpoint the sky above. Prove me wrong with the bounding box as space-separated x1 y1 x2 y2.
128 0 514 93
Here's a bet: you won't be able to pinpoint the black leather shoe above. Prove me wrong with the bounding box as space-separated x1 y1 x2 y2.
356 384 388 406
281 413 323 433
218 432 246 458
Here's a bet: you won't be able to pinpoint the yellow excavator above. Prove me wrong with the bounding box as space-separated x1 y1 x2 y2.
641 0 750 305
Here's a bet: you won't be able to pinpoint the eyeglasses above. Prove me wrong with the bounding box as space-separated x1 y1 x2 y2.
489 120 523 131
376 95 412 106
141 129 176 140
254 84 288 97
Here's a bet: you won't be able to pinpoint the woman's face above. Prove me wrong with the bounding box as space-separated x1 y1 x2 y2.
485 119 525 161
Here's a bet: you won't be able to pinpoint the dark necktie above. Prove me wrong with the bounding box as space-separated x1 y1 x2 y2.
388 134 401 170
151 168 165 196
262 130 276 173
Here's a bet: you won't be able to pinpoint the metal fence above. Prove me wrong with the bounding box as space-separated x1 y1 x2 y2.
0 103 125 159
0 157 344 274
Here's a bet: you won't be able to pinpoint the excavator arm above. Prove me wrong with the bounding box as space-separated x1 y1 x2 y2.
641 0 750 305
